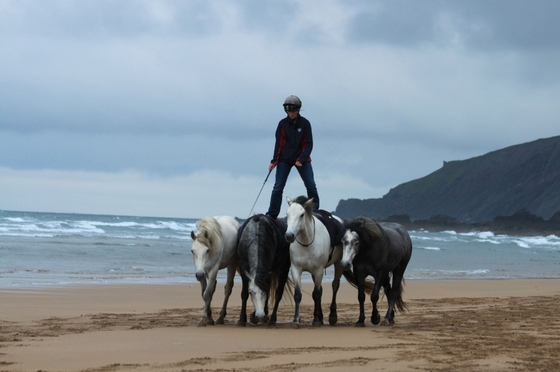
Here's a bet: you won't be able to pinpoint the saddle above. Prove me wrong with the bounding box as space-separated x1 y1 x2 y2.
315 210 345 249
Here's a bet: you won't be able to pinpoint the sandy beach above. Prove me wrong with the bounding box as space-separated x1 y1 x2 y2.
1 279 559 372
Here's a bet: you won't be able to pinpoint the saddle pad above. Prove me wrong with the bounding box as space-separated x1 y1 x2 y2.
316 210 345 248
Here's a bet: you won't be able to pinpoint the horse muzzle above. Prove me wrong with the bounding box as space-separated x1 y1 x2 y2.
195 271 205 281
285 232 295 243
341 260 352 271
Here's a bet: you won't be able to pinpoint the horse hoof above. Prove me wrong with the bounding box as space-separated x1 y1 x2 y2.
216 318 225 325
329 315 337 326
236 321 246 327
380 319 394 326
355 322 365 327
312 320 323 327
371 315 381 325
291 322 301 329
197 320 207 327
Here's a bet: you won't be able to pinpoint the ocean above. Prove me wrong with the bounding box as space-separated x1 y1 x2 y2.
1 210 559 288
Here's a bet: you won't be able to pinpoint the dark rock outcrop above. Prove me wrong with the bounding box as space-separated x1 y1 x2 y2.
336 135 560 224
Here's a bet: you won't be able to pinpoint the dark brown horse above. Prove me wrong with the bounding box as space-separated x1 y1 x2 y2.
341 217 413 326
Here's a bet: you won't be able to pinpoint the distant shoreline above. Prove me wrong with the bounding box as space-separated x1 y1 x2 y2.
380 208 560 237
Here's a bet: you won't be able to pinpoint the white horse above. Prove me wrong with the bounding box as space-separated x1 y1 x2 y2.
285 196 356 327
190 216 239 326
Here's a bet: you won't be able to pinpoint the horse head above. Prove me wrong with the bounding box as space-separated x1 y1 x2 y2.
191 229 211 281
341 229 360 271
190 217 222 281
285 196 314 243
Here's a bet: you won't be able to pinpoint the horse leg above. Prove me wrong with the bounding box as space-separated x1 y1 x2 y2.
370 274 383 325
311 283 323 326
381 269 405 326
328 262 343 326
217 264 235 324
237 275 249 327
311 271 324 326
269 268 289 325
291 266 303 327
263 293 270 323
380 279 394 326
196 276 209 327
198 273 217 327
355 272 367 327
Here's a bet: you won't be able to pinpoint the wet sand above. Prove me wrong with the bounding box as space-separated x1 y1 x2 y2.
1 279 559 371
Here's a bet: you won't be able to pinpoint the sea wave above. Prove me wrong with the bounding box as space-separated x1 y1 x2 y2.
2 210 560 287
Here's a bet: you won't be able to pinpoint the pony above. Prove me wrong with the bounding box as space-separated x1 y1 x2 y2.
341 216 413 326
236 214 292 326
284 196 364 327
190 216 240 326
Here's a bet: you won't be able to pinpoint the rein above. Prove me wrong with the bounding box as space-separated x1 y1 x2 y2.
296 216 316 247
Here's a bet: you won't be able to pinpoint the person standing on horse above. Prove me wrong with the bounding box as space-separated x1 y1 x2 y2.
266 95 320 219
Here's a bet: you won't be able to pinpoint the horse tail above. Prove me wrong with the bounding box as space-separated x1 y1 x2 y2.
342 270 374 295
393 278 409 313
268 272 294 307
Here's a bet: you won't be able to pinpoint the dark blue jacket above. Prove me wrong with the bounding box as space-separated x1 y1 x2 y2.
270 115 313 166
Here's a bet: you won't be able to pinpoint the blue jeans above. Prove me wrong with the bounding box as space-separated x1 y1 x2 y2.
266 161 319 219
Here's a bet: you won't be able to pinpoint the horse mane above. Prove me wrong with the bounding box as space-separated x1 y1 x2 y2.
292 195 314 215
254 215 277 293
239 214 292 306
343 216 384 247
195 217 223 252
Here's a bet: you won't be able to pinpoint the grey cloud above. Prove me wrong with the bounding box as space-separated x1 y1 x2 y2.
454 0 560 51
1 0 559 189
348 1 438 46
0 131 271 176
0 0 224 39
346 0 560 51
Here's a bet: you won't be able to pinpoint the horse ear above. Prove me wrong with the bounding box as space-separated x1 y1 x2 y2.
304 197 314 210
190 231 197 240
286 196 293 205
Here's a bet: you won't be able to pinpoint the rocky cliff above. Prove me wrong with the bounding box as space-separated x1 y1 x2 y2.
335 135 560 223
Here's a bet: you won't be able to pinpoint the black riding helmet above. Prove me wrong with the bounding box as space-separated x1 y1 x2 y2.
283 95 301 112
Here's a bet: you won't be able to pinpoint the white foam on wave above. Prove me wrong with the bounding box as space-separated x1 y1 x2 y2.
411 268 491 279
476 231 496 239
4 217 27 223
512 235 560 250
0 232 55 238
417 246 441 251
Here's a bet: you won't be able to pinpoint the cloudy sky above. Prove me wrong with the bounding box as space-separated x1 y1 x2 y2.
1 0 559 219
